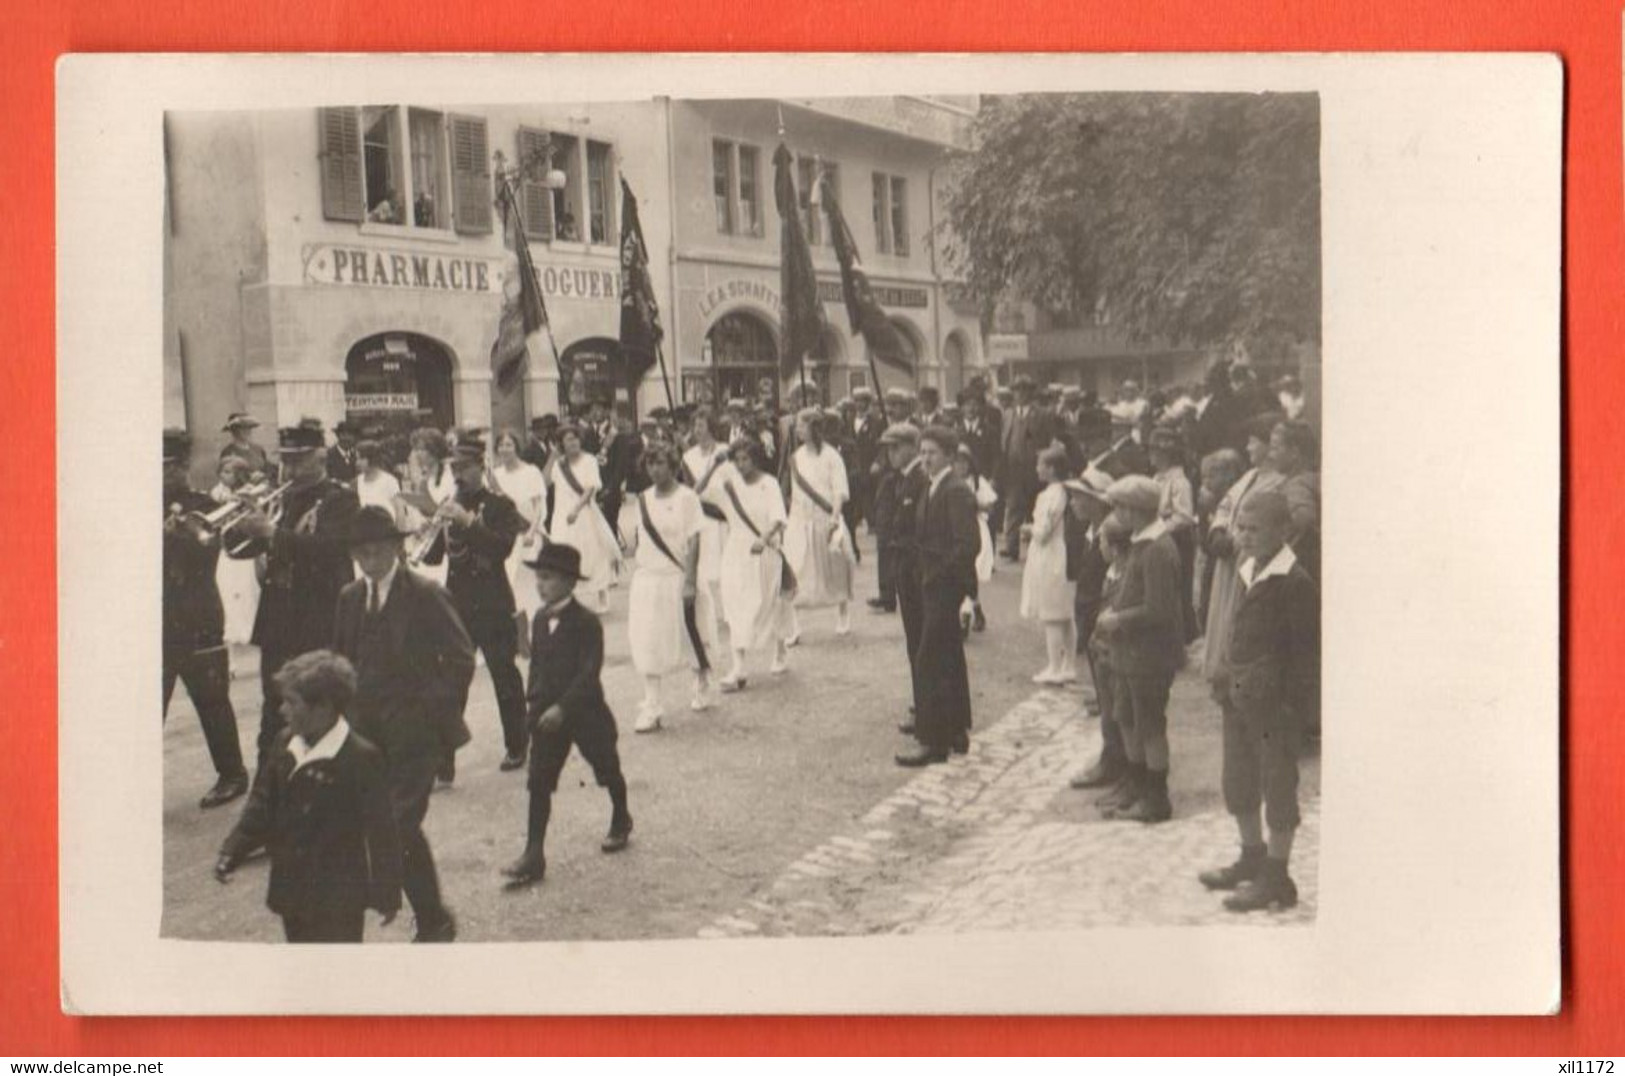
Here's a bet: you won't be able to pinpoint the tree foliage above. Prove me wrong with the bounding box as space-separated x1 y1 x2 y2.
941 93 1321 362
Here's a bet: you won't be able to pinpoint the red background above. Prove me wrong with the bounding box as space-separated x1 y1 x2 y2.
1 0 1609 1055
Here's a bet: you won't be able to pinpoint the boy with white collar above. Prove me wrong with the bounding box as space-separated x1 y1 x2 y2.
1199 491 1319 912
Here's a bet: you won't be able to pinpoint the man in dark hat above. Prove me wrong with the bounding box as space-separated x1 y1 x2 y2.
598 401 642 542
163 428 250 809
420 436 530 772
522 415 556 470
332 506 475 942
228 418 361 768
503 543 633 889
998 375 1057 560
326 420 361 485
879 423 929 728
219 412 269 480
916 385 944 429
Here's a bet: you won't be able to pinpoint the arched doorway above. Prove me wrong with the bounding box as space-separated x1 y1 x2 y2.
344 332 455 432
560 337 623 419
708 310 780 408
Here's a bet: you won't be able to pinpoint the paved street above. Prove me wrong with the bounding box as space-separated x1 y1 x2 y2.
162 531 1319 942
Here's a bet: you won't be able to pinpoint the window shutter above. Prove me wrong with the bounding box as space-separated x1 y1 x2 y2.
516 127 554 241
318 107 364 222
449 114 493 236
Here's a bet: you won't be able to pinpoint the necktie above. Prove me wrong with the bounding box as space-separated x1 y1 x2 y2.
367 582 380 616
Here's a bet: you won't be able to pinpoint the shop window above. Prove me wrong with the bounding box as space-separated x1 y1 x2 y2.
738 144 762 236
713 140 736 234
587 140 615 245
362 106 405 224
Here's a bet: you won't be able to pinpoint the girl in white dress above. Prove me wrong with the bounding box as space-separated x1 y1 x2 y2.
397 428 455 587
951 444 998 636
715 437 792 690
1020 445 1078 684
547 425 620 613
210 456 261 646
353 438 402 517
624 443 714 730
681 412 732 649
781 407 855 639
490 429 549 638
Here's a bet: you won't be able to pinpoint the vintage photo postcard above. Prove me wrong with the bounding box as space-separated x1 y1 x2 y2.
56 52 1560 1014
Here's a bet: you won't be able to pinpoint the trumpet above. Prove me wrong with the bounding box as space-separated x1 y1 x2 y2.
187 480 294 555
406 511 451 567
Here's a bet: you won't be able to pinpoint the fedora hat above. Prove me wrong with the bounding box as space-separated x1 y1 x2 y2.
523 542 586 580
347 505 414 548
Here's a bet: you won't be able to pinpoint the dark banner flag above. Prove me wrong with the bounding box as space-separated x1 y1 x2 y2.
821 170 910 374
773 143 825 382
491 179 552 395
618 177 663 390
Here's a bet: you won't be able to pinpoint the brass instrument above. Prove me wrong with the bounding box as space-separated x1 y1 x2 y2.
183 480 294 556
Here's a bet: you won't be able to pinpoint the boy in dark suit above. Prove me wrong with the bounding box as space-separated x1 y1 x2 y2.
1199 491 1319 912
333 507 475 942
215 650 402 943
503 543 633 888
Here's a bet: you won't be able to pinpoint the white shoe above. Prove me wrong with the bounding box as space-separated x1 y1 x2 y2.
769 656 790 675
718 675 747 694
690 689 712 712
634 708 663 733
784 633 801 649
835 613 852 636
1032 670 1062 686
1053 669 1079 685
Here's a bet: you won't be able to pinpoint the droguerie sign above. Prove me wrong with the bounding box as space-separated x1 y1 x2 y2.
303 243 621 302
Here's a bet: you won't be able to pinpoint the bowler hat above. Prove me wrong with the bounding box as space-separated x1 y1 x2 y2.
347 505 414 547
222 412 259 432
523 542 586 580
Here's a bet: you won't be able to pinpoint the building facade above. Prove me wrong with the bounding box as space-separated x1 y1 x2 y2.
164 94 986 475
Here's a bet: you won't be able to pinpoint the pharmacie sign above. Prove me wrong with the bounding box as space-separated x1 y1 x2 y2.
303 243 622 302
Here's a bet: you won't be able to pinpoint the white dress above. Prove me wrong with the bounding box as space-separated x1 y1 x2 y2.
547 452 620 599
972 475 998 583
491 460 548 618
717 473 793 649
682 442 731 586
356 468 401 514
1020 482 1075 622
209 483 261 645
782 442 855 607
626 485 714 676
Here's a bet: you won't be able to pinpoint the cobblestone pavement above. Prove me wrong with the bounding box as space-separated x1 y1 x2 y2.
701 688 1319 938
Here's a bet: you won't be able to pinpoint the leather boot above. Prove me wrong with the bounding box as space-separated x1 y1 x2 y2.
1070 749 1124 790
1199 842 1267 890
1224 857 1299 913
1098 764 1142 815
1117 767 1172 823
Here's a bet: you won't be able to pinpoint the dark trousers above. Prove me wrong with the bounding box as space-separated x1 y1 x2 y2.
874 533 896 607
895 557 924 708
282 907 366 943
1001 473 1036 556
601 493 624 542
389 753 450 929
162 644 246 779
465 608 528 758
526 715 629 850
913 582 973 749
1172 527 1198 642
256 643 295 770
1113 671 1173 756
1221 699 1302 831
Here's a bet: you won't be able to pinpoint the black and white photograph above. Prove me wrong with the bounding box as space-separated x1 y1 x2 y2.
59 53 1558 1013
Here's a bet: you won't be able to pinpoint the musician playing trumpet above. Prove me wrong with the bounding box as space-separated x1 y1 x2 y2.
227 420 359 770
419 436 530 774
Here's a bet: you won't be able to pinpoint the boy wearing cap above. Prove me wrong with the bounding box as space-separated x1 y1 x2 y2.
163 429 250 809
214 650 402 943
229 420 360 769
332 506 475 942
504 544 633 888
420 436 530 772
1198 491 1318 911
1094 474 1184 823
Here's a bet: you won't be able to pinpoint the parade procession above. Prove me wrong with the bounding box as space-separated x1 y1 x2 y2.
161 91 1322 944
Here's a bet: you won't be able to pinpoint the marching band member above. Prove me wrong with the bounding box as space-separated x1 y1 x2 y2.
163 428 250 809
782 406 856 641
420 436 530 774
229 420 359 770
333 507 475 942
624 442 713 730
546 424 621 614
680 408 732 647
715 438 793 690
398 427 455 587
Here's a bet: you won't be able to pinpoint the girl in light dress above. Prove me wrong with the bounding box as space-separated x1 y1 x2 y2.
489 429 549 647
397 428 456 587
713 437 793 690
210 456 261 646
353 438 402 517
546 425 621 614
681 412 732 652
781 407 856 642
950 443 998 637
1020 445 1079 685
624 442 714 730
